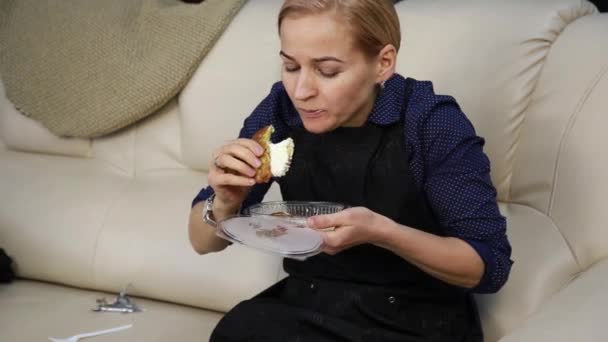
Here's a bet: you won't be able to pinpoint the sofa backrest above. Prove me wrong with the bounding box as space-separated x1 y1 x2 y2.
179 1 282 171
510 13 608 270
396 0 594 204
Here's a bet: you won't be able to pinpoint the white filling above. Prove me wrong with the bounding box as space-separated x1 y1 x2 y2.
268 138 294 177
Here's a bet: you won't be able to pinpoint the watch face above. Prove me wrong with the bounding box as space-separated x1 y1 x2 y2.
202 195 217 226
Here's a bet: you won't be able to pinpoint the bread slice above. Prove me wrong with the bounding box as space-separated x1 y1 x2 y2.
252 125 294 183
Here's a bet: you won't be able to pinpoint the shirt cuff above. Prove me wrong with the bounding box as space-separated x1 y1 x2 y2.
191 187 214 208
461 238 497 293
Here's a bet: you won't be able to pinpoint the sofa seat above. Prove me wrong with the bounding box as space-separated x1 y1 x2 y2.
501 259 608 341
0 280 222 341
475 203 580 341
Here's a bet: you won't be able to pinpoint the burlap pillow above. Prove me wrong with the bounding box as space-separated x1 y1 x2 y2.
0 0 246 138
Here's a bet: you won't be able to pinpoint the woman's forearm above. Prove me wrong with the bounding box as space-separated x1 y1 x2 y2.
375 219 484 288
188 202 231 254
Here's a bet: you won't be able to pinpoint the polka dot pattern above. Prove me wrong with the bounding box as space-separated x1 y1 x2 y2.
192 74 512 293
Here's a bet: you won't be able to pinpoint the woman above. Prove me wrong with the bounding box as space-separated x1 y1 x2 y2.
188 0 512 340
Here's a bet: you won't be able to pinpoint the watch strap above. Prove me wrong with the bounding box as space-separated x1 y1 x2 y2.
203 194 217 227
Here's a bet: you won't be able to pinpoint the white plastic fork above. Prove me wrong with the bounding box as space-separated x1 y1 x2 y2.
48 324 132 342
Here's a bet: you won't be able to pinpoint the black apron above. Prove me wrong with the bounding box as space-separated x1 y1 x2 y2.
211 118 483 341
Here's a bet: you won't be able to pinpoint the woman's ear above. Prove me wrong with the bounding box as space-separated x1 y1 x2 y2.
376 44 397 84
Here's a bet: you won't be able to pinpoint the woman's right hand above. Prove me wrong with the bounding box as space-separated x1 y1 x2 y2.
207 138 264 215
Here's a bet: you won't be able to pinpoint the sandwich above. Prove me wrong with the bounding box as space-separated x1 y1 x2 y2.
252 125 294 183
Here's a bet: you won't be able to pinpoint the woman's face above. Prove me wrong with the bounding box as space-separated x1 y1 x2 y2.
279 13 382 133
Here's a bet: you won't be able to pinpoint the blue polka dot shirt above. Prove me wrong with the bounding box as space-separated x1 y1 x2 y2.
193 74 513 294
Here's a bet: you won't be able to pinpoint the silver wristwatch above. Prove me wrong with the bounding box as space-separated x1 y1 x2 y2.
202 194 217 228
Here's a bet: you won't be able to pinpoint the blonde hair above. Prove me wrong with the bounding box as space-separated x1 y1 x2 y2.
278 0 401 58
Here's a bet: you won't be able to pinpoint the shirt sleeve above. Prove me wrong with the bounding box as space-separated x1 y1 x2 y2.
191 82 292 210
406 81 513 294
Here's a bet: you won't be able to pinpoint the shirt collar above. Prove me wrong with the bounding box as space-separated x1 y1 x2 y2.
367 73 406 126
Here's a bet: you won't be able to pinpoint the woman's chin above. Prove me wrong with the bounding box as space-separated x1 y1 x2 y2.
302 120 334 134
300 115 338 134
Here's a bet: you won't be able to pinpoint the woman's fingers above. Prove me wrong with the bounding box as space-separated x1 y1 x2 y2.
308 207 382 255
232 138 264 156
308 208 358 229
205 138 264 211
321 232 358 255
321 229 347 249
214 153 257 177
215 140 262 175
209 169 256 187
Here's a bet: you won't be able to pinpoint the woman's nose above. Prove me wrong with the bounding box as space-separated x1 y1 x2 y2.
293 73 317 101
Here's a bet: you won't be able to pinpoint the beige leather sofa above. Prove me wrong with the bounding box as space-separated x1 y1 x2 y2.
1 1 607 341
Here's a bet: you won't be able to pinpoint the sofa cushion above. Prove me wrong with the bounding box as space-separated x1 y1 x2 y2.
91 170 284 312
180 0 282 171
510 14 608 269
394 0 596 202
0 150 132 288
475 203 579 341
90 98 185 176
0 280 222 342
0 0 247 138
0 147 284 312
500 258 608 341
0 80 91 158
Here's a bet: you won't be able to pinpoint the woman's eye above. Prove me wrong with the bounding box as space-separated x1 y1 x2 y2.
284 65 299 73
319 69 339 78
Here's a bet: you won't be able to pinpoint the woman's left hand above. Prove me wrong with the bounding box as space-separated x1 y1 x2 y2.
307 207 392 255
